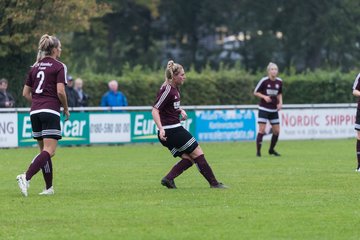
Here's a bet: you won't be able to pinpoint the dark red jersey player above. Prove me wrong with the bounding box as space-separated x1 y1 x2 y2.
17 34 70 197
254 62 283 157
352 73 360 171
152 60 227 189
26 57 67 114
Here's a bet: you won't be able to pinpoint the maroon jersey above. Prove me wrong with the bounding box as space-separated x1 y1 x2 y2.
353 73 360 109
25 57 67 115
153 84 181 127
254 76 283 112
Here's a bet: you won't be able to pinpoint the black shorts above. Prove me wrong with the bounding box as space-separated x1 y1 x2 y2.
31 112 62 140
355 109 360 131
258 109 279 125
158 126 198 158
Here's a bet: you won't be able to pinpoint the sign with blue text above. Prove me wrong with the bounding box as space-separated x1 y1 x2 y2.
195 110 256 142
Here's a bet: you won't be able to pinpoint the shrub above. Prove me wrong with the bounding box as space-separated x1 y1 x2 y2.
73 66 359 106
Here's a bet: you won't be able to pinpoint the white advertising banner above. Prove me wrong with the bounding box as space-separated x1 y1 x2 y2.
0 113 18 147
89 113 131 143
267 108 357 140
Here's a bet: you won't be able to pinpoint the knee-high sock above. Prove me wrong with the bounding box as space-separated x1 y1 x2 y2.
193 154 219 186
269 134 279 151
26 151 50 181
256 133 264 153
356 140 360 168
41 158 53 189
165 158 193 180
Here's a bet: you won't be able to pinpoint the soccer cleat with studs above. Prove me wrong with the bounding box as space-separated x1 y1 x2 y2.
161 177 177 189
16 173 29 197
210 182 229 189
269 149 281 156
39 186 54 195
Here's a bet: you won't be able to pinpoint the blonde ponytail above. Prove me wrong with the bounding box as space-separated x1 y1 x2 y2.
34 34 60 64
163 60 183 86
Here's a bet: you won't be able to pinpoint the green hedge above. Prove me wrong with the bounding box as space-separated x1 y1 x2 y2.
74 66 359 106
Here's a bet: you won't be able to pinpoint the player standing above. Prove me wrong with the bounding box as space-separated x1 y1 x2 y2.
152 60 227 189
254 62 283 157
16 34 70 196
352 73 360 171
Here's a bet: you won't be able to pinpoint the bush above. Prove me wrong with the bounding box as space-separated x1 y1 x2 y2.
72 66 359 106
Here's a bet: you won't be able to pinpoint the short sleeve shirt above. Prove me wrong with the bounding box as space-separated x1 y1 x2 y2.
254 77 283 112
353 73 360 109
153 84 181 126
25 57 67 115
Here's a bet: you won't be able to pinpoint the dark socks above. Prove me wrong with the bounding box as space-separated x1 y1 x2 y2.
26 151 50 181
269 134 279 152
193 154 219 186
356 140 360 168
256 133 264 154
165 158 193 180
41 158 53 189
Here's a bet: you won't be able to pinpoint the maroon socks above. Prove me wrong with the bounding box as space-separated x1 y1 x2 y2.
256 133 264 154
357 140 360 168
193 154 219 186
41 159 53 189
166 158 193 180
26 151 52 188
269 134 279 152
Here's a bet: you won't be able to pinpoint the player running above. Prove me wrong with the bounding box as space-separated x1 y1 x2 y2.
152 60 227 189
254 62 283 157
16 34 70 196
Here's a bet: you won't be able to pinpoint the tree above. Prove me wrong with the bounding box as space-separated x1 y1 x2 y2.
0 0 109 106
270 0 360 71
68 0 158 74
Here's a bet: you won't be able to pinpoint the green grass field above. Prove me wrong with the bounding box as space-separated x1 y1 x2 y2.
1 139 359 240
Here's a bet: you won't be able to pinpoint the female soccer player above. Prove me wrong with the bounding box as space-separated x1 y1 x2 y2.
152 60 227 189
352 73 360 171
254 62 283 157
17 34 70 196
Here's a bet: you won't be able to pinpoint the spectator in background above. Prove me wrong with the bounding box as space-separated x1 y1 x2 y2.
74 78 89 107
65 75 79 107
0 78 15 108
101 80 128 107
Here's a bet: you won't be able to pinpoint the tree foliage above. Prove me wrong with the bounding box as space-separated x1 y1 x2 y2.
0 0 109 56
2 0 360 107
0 0 109 106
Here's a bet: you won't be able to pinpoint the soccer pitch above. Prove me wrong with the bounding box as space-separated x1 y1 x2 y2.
1 139 359 239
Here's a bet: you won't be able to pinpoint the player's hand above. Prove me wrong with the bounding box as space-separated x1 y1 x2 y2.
277 103 282 111
159 128 167 141
263 96 272 103
180 109 188 121
63 109 70 121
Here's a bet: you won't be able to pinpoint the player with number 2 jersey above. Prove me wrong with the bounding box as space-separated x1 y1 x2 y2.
26 56 67 114
16 34 69 197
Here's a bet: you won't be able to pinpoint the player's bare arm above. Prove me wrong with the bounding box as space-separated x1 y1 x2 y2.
152 107 166 141
179 108 187 121
277 94 283 110
57 82 70 121
22 85 32 103
254 92 271 103
353 89 360 97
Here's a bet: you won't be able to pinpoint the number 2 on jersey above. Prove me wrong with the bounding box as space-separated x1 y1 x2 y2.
35 71 45 94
